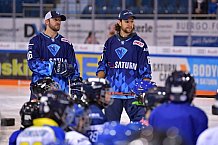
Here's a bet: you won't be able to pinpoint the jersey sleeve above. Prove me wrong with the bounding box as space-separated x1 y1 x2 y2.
67 43 80 80
9 129 23 145
96 41 109 76
27 37 54 76
137 40 152 80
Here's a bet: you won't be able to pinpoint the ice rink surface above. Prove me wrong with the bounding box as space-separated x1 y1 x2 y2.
0 86 218 145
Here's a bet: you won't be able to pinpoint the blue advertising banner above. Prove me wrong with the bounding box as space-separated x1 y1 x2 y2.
0 50 217 95
174 36 218 47
188 57 218 91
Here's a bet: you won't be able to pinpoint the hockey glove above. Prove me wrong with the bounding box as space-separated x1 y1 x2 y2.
53 61 74 78
70 77 83 99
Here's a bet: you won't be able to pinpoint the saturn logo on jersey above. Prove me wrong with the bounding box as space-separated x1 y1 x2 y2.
114 61 137 70
49 58 67 62
133 40 144 48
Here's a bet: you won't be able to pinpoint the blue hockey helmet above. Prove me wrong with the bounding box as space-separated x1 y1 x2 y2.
67 103 90 133
146 86 167 109
165 70 196 103
82 78 113 108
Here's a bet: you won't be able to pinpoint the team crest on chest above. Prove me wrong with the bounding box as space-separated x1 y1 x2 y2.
47 44 60 56
115 47 127 59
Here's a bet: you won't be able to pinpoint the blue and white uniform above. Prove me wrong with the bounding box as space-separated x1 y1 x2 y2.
97 33 151 99
16 118 66 145
85 104 107 143
97 33 151 122
65 131 91 145
9 128 24 145
27 32 79 99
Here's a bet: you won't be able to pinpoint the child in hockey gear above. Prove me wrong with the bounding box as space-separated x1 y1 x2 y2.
145 86 167 110
30 77 60 100
65 103 91 145
82 78 113 143
196 89 218 145
16 90 74 145
82 78 113 108
96 9 152 122
9 101 40 145
27 10 80 100
149 70 208 145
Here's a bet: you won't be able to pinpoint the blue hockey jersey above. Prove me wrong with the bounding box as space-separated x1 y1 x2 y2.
27 32 80 94
85 104 107 143
97 33 152 99
149 102 208 145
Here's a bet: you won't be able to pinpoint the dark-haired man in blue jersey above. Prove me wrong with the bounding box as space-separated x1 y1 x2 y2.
27 11 80 100
96 9 152 122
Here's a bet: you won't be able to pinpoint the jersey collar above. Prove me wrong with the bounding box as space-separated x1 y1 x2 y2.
33 118 59 127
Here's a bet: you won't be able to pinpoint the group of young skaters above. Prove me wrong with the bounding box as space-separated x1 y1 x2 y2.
8 70 213 145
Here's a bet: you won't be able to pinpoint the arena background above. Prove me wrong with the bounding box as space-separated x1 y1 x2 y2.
0 0 218 144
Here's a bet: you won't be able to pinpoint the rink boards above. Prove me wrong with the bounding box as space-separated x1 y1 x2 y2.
0 49 217 96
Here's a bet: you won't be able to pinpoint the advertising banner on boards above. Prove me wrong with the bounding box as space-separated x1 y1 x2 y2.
0 50 217 95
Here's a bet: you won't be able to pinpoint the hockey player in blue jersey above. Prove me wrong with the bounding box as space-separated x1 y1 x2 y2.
81 78 113 143
16 90 74 145
65 103 91 145
96 9 152 122
9 101 40 145
27 10 80 100
149 70 208 145
69 77 112 143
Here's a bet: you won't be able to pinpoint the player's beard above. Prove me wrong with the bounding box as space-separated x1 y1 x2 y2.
49 23 60 32
121 26 134 35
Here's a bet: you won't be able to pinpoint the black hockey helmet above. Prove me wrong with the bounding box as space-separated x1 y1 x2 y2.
31 77 60 98
39 90 74 129
82 78 113 108
20 101 40 128
146 86 167 109
165 70 196 103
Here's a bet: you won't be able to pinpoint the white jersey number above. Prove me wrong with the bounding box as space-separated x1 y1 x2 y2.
27 51 33 60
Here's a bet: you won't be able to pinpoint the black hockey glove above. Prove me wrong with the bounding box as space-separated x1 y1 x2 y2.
70 77 83 99
53 61 74 78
